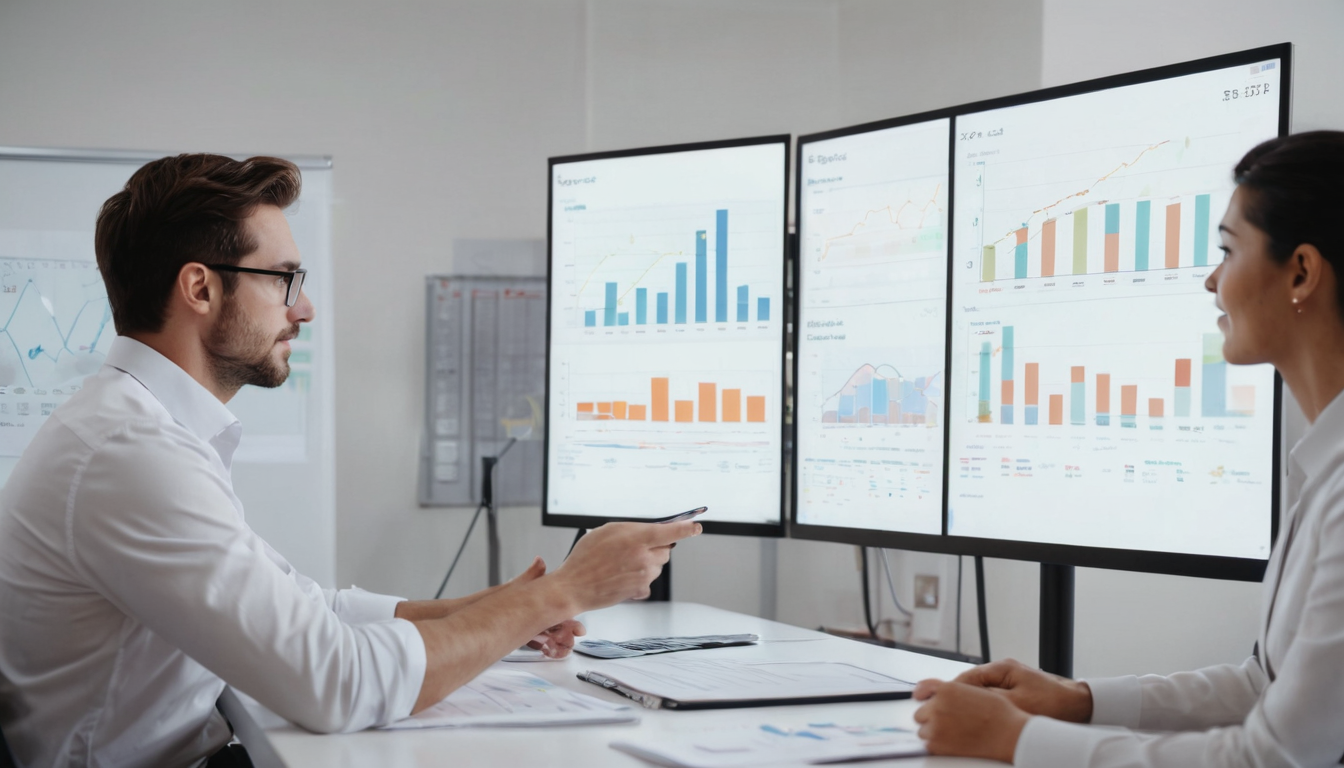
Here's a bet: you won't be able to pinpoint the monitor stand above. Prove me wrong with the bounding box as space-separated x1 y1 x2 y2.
569 528 672 602
1038 563 1075 678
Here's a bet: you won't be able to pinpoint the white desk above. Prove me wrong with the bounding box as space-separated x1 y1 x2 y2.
250 602 998 767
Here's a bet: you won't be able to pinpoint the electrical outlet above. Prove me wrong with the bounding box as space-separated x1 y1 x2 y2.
914 574 939 609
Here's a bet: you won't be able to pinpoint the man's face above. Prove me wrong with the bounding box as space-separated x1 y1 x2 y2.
205 205 314 392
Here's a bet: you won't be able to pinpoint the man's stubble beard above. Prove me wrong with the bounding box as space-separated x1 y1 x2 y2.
206 296 296 392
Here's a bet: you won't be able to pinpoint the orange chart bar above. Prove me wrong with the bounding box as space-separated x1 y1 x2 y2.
1024 363 1040 406
674 400 693 422
722 389 742 422
651 377 669 422
1096 374 1111 414
1165 203 1181 269
577 403 594 413
1041 219 1056 277
628 404 647 421
746 396 766 423
613 401 627 419
698 383 717 422
1048 394 1064 425
1120 385 1138 416
1149 398 1164 417
1174 359 1192 387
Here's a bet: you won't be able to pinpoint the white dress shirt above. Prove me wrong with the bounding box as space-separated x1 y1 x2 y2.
0 337 427 768
1015 389 1344 766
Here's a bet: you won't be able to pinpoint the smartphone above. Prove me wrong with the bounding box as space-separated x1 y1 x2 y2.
649 506 708 524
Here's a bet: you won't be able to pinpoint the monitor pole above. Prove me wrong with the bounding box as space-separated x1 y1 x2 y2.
480 438 517 587
1038 563 1075 678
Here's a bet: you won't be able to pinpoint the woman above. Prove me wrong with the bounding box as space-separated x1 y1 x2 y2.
913 130 1344 766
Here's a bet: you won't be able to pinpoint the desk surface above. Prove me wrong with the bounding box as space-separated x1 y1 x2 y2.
254 602 998 767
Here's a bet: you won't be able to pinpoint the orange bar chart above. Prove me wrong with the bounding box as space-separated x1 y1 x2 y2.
651 377 669 421
698 383 717 422
746 396 766 423
722 389 741 422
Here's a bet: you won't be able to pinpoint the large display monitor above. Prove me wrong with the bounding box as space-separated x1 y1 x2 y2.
544 136 789 536
791 114 954 550
945 46 1287 578
792 44 1289 580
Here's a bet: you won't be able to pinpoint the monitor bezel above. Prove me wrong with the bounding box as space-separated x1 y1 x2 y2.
543 134 792 537
789 43 1291 582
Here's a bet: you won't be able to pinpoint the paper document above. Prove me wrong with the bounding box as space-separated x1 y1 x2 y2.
611 722 926 767
578 657 914 709
382 669 638 729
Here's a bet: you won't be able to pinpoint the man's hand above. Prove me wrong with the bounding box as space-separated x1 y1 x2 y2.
527 619 586 658
551 521 701 611
912 679 1030 763
953 658 1093 723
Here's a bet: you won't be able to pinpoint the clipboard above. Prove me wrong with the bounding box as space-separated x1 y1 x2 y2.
577 657 914 710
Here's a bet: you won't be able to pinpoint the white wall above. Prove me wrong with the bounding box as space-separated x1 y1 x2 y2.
5 0 1334 681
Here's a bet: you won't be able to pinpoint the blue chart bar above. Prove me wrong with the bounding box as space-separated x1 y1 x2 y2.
873 378 889 417
1014 228 1028 280
584 310 596 327
839 394 855 420
675 263 687 324
695 231 708 323
736 285 748 322
1194 194 1211 267
618 312 629 326
604 282 617 326
635 288 647 325
1203 333 1226 417
758 297 770 322
715 209 728 323
656 292 669 324
1001 326 1014 424
1135 201 1151 271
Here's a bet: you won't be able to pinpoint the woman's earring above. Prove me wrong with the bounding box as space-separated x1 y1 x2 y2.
1292 297 1303 314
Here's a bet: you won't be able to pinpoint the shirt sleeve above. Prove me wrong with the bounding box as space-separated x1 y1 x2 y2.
1083 656 1264 731
254 536 406 624
1015 482 1344 767
66 423 427 734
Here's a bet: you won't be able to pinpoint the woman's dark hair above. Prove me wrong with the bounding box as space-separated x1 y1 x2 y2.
94 154 302 335
1234 130 1344 315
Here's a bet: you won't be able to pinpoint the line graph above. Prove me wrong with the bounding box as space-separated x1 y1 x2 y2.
818 184 943 262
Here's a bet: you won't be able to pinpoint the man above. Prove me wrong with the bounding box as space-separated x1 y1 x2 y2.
0 154 700 768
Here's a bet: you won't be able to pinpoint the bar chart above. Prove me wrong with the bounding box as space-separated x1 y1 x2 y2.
575 374 768 425
978 190 1220 282
966 323 1256 431
820 363 940 426
570 205 776 331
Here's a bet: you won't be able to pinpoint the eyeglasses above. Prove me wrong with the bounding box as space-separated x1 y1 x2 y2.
204 264 307 307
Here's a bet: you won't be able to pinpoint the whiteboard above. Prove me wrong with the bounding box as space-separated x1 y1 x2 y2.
0 148 337 586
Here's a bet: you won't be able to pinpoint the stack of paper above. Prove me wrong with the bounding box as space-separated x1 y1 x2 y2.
382 668 639 730
611 723 926 767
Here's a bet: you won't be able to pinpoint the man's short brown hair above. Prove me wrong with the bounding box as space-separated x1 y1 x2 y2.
95 154 302 335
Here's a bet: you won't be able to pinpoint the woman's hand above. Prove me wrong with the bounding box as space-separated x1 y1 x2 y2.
913 679 1030 763
954 658 1093 723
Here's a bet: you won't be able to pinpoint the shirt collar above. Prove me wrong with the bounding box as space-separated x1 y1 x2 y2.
1289 386 1344 482
104 336 241 449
